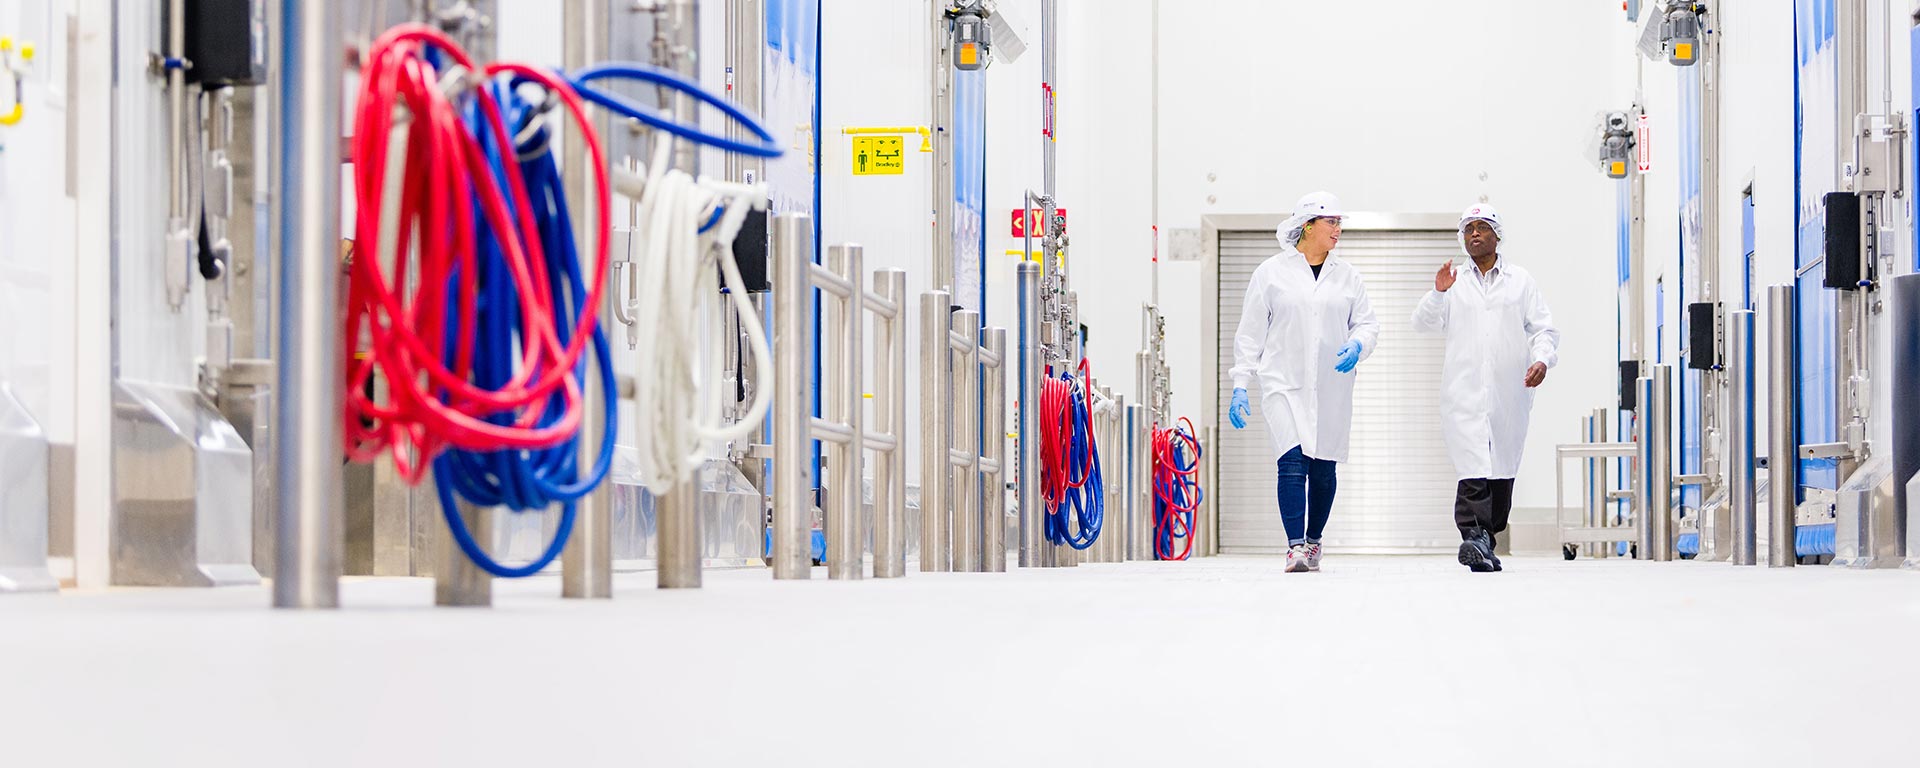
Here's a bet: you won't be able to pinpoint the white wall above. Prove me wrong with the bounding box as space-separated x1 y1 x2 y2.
0 0 77 442
1064 0 1629 509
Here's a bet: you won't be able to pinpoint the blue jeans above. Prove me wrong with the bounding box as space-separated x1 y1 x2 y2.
1276 447 1337 546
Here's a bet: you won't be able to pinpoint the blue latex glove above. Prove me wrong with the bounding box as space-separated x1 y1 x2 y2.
1229 388 1251 429
1334 340 1362 374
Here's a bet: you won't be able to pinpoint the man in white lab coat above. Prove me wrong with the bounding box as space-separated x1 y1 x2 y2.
1411 203 1560 573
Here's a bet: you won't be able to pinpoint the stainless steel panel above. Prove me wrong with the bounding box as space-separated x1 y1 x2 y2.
0 385 56 593
111 381 259 587
1834 455 1900 568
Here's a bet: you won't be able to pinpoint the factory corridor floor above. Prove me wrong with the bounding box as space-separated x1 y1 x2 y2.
5 555 1915 767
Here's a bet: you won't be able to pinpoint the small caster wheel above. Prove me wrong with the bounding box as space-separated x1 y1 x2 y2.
1562 544 1577 561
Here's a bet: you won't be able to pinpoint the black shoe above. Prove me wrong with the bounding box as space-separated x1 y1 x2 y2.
1458 528 1496 573
1486 530 1503 572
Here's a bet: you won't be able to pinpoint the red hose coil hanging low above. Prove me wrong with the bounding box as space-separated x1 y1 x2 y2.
343 24 611 482
1153 416 1203 560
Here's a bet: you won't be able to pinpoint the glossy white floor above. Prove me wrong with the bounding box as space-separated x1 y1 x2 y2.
4 554 1917 767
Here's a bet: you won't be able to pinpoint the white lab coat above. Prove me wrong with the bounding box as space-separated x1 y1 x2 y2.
1410 255 1561 480
1230 247 1380 463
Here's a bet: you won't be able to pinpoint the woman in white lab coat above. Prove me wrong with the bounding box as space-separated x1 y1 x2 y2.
1228 191 1380 573
1411 203 1560 573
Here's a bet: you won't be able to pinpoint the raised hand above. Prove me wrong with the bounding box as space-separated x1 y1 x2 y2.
1435 260 1457 292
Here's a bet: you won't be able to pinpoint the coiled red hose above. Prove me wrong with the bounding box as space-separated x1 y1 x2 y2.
343 24 611 481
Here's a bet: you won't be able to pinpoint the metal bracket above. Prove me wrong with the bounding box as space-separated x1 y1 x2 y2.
1800 441 1856 460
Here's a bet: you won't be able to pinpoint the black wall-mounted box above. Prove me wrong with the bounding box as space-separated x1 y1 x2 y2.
729 210 772 293
1686 302 1718 370
1619 359 1641 410
184 0 268 88
1823 191 1861 290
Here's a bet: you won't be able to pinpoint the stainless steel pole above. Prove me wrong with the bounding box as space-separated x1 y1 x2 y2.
1729 309 1758 566
1016 263 1043 568
658 473 702 587
772 213 813 579
874 268 909 578
655 0 703 592
1643 366 1675 561
953 311 982 572
984 327 1008 572
1768 285 1799 567
1131 403 1152 561
272 0 344 610
920 291 953 572
561 0 613 600
1589 407 1605 556
828 245 865 580
435 501 491 606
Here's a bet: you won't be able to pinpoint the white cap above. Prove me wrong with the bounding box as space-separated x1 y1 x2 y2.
1277 191 1348 246
1459 202 1503 239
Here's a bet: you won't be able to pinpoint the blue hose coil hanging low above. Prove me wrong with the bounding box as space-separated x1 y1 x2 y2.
431 80 616 578
1044 373 1103 550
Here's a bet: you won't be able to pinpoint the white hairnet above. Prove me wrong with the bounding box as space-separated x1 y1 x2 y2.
1457 202 1504 251
1275 191 1348 247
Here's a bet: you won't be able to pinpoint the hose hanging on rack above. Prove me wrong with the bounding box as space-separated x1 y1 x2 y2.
560 60 783 493
345 24 612 472
345 24 613 577
1041 359 1102 549
1153 417 1203 561
429 76 617 578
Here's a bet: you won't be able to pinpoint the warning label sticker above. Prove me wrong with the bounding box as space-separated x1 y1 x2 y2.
852 135 905 176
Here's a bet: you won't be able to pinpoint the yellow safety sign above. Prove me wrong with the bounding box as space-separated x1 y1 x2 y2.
852 135 905 176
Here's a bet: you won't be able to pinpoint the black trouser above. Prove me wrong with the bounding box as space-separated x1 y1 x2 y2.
1453 478 1515 539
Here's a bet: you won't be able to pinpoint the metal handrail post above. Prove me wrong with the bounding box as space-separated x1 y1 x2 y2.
874 268 909 578
952 311 982 572
826 245 865 580
921 291 953 572
983 328 1008 572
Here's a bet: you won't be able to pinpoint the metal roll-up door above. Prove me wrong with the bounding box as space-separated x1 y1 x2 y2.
1215 229 1461 554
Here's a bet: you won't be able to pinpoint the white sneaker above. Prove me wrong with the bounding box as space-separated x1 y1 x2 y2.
1285 544 1311 573
1306 542 1323 571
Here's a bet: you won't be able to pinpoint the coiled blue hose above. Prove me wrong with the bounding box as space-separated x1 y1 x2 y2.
430 80 617 578
1795 522 1834 558
567 62 785 158
1044 374 1102 550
